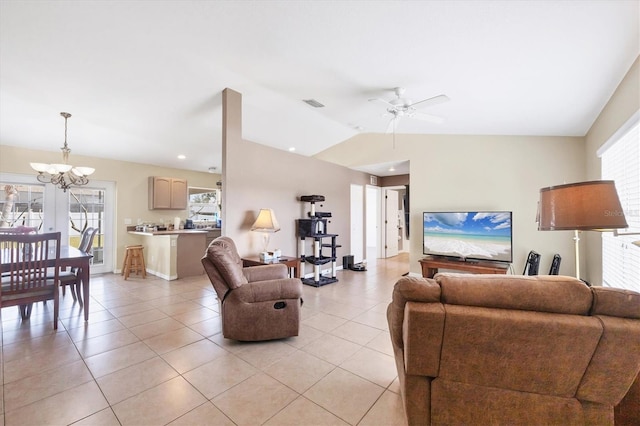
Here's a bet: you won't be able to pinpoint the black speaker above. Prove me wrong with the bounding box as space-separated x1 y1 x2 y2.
343 255 354 270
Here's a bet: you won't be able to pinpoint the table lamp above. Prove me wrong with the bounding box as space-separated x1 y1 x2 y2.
251 208 281 253
538 180 628 280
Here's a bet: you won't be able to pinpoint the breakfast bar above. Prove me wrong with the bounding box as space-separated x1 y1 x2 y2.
127 228 220 280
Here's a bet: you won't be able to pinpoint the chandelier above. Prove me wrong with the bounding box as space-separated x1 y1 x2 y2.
30 112 95 192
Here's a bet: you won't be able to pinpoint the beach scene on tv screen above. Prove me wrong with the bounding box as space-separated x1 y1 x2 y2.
423 212 512 262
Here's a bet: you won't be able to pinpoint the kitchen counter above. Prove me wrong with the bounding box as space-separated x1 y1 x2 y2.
127 229 220 280
128 229 211 236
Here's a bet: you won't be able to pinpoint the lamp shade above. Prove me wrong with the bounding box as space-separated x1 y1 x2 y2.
538 180 628 231
251 208 280 232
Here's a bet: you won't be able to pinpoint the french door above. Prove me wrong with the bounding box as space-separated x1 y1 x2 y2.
63 182 114 274
0 173 114 274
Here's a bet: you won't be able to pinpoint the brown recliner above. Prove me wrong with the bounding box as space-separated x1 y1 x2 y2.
201 236 302 341
387 273 640 425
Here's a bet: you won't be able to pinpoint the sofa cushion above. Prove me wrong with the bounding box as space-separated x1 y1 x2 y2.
436 273 593 315
206 237 248 289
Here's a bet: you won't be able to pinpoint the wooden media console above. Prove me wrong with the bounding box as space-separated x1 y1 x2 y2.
419 256 509 278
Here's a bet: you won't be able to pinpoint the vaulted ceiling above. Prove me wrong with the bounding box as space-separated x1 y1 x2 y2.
1 1 638 176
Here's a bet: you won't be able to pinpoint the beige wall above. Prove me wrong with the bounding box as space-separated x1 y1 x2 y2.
315 133 585 276
317 52 638 284
583 55 640 283
4 55 636 283
224 137 371 262
0 145 220 270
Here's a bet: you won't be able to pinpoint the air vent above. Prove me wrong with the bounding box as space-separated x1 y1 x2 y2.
303 99 325 108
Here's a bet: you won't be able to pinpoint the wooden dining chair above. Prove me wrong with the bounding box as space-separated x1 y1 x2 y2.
59 227 97 303
0 232 61 329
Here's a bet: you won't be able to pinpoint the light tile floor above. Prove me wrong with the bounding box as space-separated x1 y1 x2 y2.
1 254 410 425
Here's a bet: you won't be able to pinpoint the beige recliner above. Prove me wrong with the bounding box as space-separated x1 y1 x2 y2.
201 236 303 341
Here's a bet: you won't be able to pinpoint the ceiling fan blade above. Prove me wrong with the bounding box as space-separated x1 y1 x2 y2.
407 94 450 109
410 111 445 124
369 98 396 108
386 116 401 134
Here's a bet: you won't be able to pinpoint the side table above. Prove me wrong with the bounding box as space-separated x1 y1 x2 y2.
242 256 301 278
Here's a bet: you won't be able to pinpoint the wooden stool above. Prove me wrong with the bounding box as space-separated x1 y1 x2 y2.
122 245 146 280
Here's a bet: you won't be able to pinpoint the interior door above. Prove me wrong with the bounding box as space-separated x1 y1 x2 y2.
366 185 380 260
350 184 364 264
385 189 399 258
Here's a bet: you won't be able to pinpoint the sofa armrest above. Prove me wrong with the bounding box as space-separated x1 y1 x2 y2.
387 276 441 350
231 277 302 303
404 301 445 377
591 287 640 319
242 264 288 283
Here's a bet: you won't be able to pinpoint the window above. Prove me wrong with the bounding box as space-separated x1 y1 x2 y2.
188 187 220 226
599 113 640 292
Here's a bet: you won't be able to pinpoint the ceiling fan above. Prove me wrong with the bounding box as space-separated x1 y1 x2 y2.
369 87 450 134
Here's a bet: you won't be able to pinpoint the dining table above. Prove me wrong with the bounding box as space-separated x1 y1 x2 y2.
1 245 93 321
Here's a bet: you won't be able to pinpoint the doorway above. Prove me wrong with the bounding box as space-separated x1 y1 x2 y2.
365 185 380 262
350 184 364 264
384 188 399 258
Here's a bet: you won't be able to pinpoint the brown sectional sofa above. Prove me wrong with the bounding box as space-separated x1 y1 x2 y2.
387 273 640 425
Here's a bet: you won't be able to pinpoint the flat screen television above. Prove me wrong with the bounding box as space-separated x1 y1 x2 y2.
423 211 512 263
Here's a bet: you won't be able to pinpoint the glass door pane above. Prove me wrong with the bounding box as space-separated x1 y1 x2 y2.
68 187 106 269
0 183 46 231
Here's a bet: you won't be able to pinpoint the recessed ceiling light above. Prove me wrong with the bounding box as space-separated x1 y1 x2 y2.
177 154 186 160
389 167 395 172
288 147 296 152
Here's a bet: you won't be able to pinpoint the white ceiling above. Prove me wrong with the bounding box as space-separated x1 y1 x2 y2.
1 1 638 177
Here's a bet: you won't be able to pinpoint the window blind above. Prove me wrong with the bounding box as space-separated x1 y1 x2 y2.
601 117 640 292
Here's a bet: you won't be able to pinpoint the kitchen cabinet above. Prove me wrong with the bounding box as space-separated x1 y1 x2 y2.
149 177 187 210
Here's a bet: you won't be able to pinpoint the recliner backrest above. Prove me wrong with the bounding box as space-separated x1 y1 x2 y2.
202 236 248 299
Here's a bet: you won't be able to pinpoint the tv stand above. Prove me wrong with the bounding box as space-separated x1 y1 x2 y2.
419 256 509 278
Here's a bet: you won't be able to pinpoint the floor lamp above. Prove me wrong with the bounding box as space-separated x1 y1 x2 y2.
251 208 280 254
538 180 628 280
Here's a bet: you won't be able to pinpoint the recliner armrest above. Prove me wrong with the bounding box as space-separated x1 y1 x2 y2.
242 264 288 282
231 277 302 303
